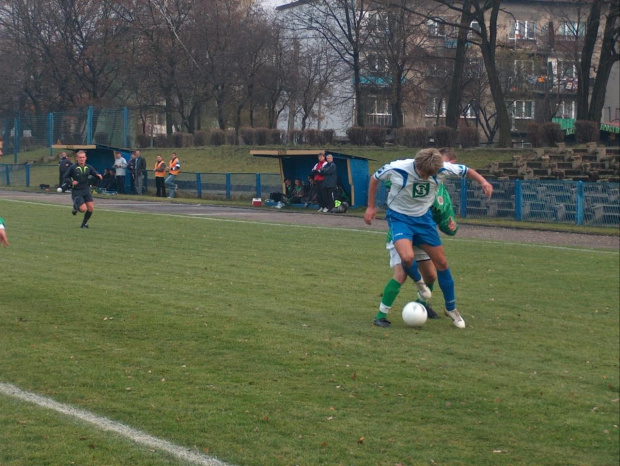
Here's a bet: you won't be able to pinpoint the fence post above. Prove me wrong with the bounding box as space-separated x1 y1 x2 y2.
226 173 231 200
87 106 94 144
256 173 261 198
47 113 54 156
515 180 522 221
5 164 10 185
196 173 202 198
25 163 30 187
576 181 584 226
123 107 129 148
460 178 467 218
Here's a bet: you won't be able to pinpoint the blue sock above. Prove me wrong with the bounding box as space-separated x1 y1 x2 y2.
437 269 456 310
402 260 422 282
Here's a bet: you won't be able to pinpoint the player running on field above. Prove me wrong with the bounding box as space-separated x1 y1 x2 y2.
365 148 493 329
63 150 103 229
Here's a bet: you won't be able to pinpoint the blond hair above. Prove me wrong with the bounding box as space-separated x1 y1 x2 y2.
414 148 443 176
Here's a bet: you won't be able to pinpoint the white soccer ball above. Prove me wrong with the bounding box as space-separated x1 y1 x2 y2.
402 302 428 327
57 187 63 193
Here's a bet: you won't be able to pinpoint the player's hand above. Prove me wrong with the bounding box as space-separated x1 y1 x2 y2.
0 229 9 247
364 206 377 225
448 217 457 231
72 181 78 186
481 181 493 198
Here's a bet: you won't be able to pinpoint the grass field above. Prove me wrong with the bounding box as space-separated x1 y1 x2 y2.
0 199 618 465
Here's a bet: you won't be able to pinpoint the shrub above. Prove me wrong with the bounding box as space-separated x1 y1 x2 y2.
172 132 194 148
574 120 600 143
136 134 151 148
240 127 255 145
209 129 225 146
154 134 171 148
193 130 208 146
433 126 457 147
291 130 304 145
393 128 430 147
540 122 562 147
367 127 387 146
526 123 542 147
269 129 283 145
346 126 367 145
322 129 335 144
254 128 269 146
225 129 237 145
459 127 480 148
305 129 322 146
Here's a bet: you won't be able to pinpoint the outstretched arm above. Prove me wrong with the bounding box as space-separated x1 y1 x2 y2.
467 169 493 198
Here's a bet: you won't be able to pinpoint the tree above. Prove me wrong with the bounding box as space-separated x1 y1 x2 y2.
283 0 375 127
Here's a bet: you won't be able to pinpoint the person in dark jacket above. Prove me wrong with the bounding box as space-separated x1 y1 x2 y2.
63 150 102 228
58 152 72 187
318 153 337 212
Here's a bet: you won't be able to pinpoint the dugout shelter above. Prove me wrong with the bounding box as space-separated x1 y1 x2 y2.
250 149 373 207
52 143 133 191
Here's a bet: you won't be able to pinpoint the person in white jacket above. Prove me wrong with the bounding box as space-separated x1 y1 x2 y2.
113 151 128 194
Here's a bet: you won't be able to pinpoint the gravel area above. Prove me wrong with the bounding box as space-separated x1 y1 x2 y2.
1 190 618 250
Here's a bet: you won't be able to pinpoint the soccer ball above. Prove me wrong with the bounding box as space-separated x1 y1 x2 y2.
402 302 428 327
57 187 63 193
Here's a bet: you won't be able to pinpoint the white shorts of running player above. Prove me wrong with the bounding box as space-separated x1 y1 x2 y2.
387 241 430 268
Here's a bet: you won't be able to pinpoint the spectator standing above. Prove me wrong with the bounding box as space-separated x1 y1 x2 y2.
318 153 337 212
58 152 72 187
63 150 103 229
165 152 181 198
134 150 146 195
113 151 128 194
0 216 8 247
154 155 167 197
127 152 137 194
310 152 326 211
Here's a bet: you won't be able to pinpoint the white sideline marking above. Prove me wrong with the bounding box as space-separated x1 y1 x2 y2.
0 382 229 466
1 198 617 254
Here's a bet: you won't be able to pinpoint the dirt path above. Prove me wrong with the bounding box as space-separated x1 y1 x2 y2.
1 190 618 250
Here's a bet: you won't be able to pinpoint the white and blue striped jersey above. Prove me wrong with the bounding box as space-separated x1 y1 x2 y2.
373 159 468 217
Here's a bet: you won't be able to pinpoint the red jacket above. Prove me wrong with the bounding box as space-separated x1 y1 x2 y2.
312 160 326 182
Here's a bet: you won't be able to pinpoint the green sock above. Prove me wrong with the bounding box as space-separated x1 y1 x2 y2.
376 279 401 319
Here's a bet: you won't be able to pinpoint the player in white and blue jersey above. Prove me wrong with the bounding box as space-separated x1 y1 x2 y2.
365 148 493 328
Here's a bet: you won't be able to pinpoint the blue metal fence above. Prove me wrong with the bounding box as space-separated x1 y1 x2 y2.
374 177 619 227
2 163 619 227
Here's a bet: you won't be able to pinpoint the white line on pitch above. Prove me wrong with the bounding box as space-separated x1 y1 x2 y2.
0 382 230 466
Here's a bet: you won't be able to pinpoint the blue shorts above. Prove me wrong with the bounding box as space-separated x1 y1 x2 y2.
386 209 442 247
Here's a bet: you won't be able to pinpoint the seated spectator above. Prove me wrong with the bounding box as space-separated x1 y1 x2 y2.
302 175 319 207
290 178 307 204
99 168 115 190
284 179 294 201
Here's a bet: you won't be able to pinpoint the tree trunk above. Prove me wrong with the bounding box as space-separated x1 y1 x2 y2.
446 0 472 129
353 50 365 127
588 3 619 123
577 0 602 120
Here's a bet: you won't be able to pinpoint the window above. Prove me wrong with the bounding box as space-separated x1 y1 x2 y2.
425 97 446 117
463 102 477 119
366 96 392 127
428 18 446 37
556 61 576 79
557 21 586 39
468 20 481 40
511 100 535 119
509 21 537 40
557 100 576 119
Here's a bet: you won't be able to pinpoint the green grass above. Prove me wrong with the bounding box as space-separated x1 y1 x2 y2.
0 199 618 465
